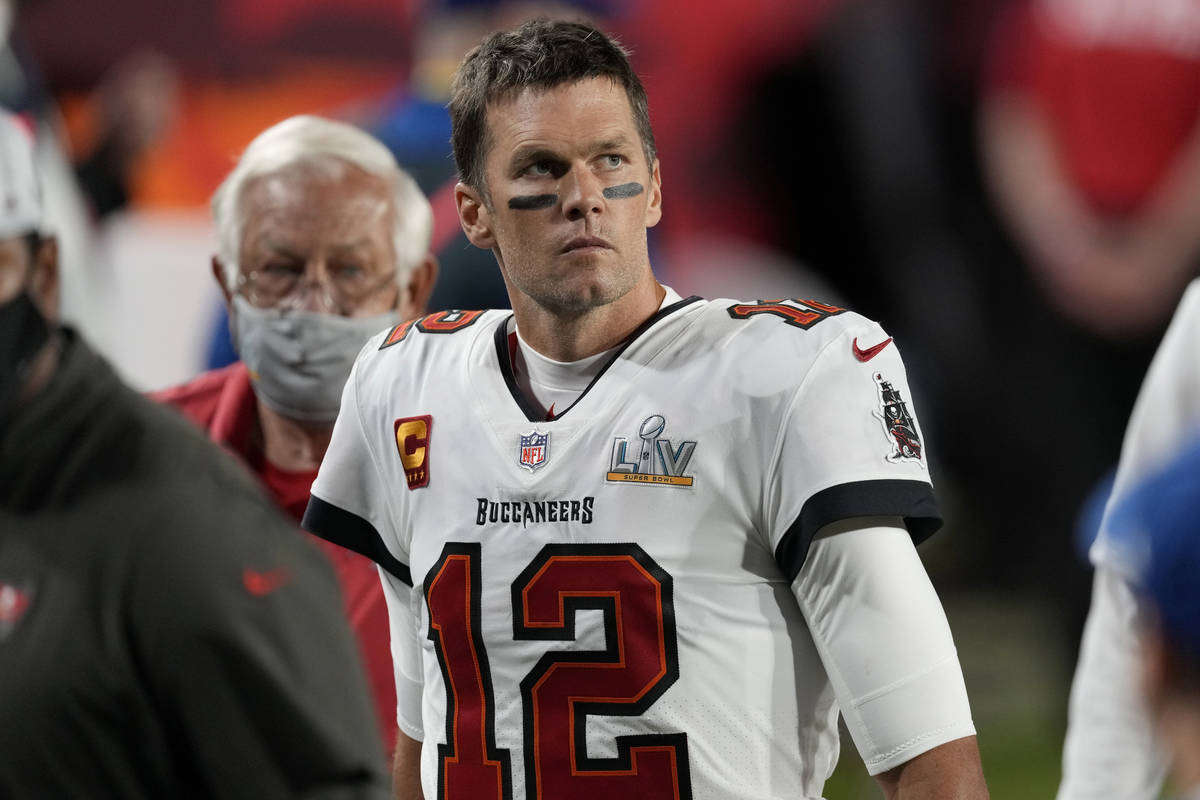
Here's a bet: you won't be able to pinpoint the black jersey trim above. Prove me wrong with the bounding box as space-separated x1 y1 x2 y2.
302 496 412 586
774 478 942 582
493 295 704 423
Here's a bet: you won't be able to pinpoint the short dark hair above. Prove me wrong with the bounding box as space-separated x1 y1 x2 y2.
449 18 657 196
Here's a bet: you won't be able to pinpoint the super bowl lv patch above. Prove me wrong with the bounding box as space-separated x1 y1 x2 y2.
873 373 922 463
606 413 697 487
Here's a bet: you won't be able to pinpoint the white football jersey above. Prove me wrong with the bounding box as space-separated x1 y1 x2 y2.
308 295 950 800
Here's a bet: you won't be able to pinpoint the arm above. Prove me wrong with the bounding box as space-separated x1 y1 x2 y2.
793 519 987 798
380 570 426 800
875 737 987 800
760 317 983 793
393 731 425 800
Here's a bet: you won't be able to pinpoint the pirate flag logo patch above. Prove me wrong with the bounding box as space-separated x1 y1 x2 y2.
873 373 923 463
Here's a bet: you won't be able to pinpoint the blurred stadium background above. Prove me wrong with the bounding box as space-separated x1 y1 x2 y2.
9 0 1196 795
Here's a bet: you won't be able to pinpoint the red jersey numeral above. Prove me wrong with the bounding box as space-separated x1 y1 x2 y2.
424 543 691 800
425 546 512 800
726 298 845 329
418 310 486 334
514 546 689 800
379 318 417 349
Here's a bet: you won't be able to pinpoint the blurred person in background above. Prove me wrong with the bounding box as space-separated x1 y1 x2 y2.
153 114 438 760
967 0 1200 661
0 107 389 798
1 0 177 220
1059 275 1200 799
2 0 179 364
980 0 1200 341
1096 434 1200 800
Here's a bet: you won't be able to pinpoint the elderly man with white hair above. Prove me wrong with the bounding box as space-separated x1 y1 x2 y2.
155 114 437 759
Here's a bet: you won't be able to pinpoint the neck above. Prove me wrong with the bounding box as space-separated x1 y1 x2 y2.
511 277 665 362
256 398 332 472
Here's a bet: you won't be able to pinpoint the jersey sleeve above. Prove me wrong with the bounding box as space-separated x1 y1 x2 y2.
303 352 412 586
381 569 425 741
793 520 976 775
1091 280 1200 573
765 320 941 580
130 500 390 799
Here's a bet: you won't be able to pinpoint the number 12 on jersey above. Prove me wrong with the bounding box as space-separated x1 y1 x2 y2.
424 542 693 800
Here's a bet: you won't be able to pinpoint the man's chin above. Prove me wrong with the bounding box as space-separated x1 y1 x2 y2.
540 283 623 316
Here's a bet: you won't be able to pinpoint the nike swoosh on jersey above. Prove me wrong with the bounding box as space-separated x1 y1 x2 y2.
852 336 893 362
242 567 291 597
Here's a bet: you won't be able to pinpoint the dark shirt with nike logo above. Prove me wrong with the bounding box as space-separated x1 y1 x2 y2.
0 332 388 799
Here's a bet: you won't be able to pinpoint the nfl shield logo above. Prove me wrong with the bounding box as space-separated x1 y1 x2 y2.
518 430 550 472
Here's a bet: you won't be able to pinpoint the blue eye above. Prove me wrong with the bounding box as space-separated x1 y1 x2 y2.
604 155 624 168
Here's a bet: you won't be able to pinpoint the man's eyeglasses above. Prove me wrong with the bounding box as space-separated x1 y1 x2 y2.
235 263 397 314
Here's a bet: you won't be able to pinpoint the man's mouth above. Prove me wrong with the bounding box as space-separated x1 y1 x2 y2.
561 236 611 254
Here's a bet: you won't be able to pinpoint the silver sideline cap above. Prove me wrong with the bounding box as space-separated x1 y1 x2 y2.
0 108 42 240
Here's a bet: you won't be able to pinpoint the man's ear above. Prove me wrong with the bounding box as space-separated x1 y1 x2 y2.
399 254 439 319
644 159 663 229
29 235 60 323
456 181 496 250
212 256 233 306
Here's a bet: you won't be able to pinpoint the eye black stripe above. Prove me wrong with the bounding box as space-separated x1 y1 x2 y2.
603 182 644 199
508 194 558 210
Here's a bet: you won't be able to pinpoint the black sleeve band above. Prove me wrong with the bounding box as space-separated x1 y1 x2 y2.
302 496 413 586
774 478 942 582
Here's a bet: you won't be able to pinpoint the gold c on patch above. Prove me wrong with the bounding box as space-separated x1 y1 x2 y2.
394 415 432 489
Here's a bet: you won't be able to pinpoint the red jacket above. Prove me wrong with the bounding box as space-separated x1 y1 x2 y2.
153 362 399 757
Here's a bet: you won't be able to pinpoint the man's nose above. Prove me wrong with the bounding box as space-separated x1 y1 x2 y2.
561 163 605 221
292 261 337 313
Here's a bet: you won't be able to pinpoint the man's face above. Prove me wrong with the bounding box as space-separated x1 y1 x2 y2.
470 77 662 315
0 233 55 319
0 237 31 304
235 160 408 319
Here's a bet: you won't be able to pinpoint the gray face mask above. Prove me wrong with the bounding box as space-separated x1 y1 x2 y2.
230 295 399 423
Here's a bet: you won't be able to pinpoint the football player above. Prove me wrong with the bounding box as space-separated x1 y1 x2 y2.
305 18 988 800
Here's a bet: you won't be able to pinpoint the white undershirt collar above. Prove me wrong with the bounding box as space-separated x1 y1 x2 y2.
511 285 683 419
